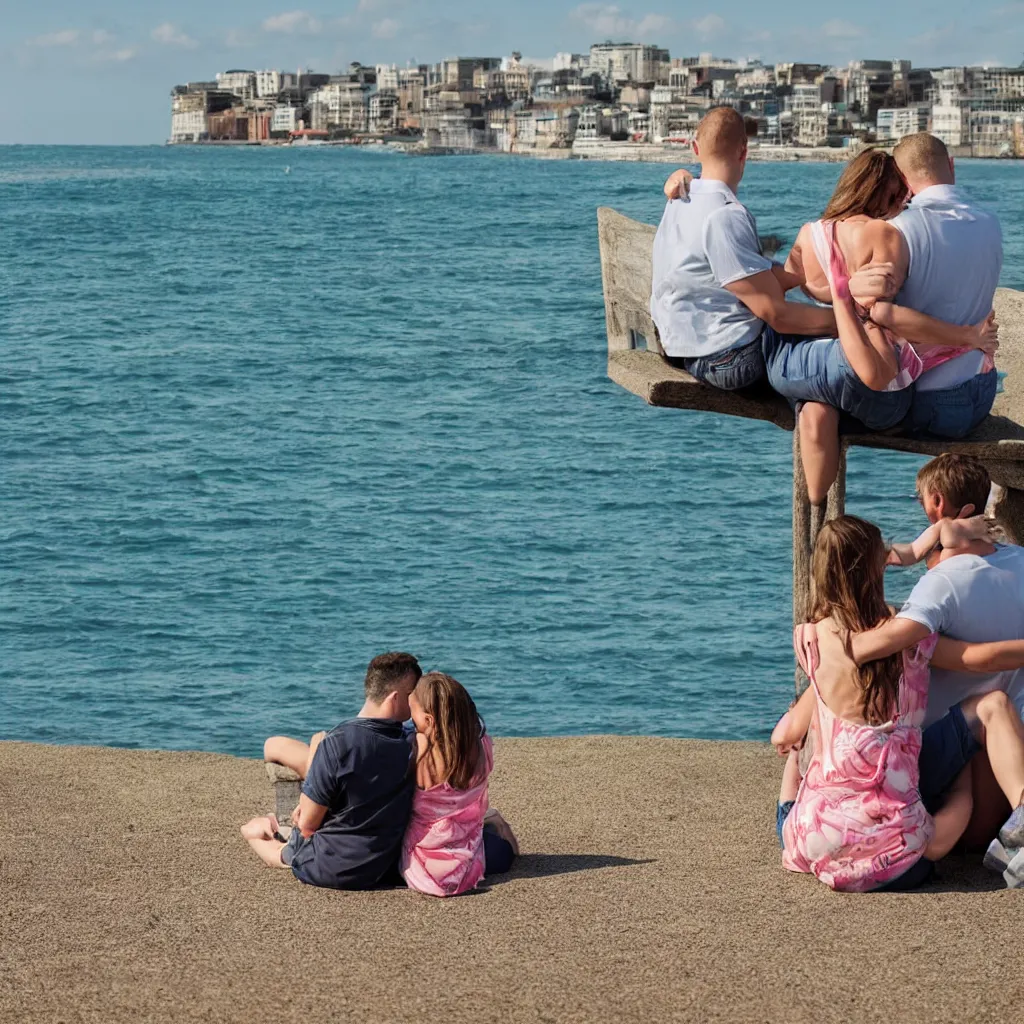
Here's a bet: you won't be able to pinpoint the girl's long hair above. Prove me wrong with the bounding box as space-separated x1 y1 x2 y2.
821 148 909 222
809 516 903 725
415 672 485 790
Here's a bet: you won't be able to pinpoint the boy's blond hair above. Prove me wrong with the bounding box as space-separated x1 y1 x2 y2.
916 453 991 515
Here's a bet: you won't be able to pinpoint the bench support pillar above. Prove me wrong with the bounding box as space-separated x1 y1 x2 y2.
793 424 847 693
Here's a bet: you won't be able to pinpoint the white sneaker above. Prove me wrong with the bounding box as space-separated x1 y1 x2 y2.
984 837 1013 873
1003 847 1024 889
998 803 1024 849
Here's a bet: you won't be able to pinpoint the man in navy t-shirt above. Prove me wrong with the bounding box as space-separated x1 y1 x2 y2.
241 651 421 889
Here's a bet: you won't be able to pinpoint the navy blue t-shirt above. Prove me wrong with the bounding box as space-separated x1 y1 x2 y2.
289 717 415 890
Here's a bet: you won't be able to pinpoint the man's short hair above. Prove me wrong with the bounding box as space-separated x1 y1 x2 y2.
364 652 421 703
893 133 952 184
916 453 991 516
695 106 747 160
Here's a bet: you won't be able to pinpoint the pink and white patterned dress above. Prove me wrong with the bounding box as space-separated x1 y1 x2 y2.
400 734 493 897
782 623 937 893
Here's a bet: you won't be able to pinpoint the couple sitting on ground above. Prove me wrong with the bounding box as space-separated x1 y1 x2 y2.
241 652 518 897
650 107 1002 508
774 453 1024 891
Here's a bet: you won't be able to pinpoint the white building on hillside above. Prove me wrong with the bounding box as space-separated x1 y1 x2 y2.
875 105 930 142
216 70 256 100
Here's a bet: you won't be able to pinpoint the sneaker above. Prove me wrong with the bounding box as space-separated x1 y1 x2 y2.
998 803 1024 849
984 838 1014 873
1003 847 1024 889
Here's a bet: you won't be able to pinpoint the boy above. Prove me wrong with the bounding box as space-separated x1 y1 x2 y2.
241 651 421 890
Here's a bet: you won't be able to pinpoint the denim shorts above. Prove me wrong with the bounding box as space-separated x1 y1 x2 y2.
918 704 982 815
904 369 998 440
669 335 767 391
762 330 912 431
280 826 310 867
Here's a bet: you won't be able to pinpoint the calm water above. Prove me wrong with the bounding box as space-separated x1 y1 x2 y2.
2 147 1023 755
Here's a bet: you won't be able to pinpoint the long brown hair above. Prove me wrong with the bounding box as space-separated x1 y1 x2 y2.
821 149 908 221
415 672 485 790
810 516 903 724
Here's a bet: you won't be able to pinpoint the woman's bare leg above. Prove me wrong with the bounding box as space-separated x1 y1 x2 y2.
924 763 973 861
240 815 289 869
798 402 840 506
264 736 312 779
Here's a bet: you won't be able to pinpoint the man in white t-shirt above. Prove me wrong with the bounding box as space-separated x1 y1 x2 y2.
650 107 839 390
850 454 1024 867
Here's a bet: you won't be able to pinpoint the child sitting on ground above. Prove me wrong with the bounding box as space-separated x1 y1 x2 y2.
772 515 1024 892
401 672 519 897
241 651 421 890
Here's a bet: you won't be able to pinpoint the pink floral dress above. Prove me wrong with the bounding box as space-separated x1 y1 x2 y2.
781 623 937 892
400 734 493 897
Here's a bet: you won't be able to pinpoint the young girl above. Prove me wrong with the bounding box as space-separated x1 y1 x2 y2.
401 672 519 897
774 515 1024 892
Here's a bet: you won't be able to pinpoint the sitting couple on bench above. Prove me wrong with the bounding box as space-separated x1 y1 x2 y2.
650 107 1003 506
241 652 518 897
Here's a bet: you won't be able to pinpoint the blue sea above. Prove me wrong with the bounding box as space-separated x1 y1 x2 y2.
2 147 1023 756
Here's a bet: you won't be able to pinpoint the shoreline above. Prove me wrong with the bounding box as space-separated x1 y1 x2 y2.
5 737 1021 1023
162 139 1023 164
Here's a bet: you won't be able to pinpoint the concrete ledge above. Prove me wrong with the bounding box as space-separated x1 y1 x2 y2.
266 761 301 825
3 738 1021 1024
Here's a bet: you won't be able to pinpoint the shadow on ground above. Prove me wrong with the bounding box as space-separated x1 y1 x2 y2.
497 853 655 881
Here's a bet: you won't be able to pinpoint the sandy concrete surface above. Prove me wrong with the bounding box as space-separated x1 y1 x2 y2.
1 737 1020 1024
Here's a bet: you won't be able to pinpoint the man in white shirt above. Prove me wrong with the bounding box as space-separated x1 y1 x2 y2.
889 133 1003 438
650 107 838 390
851 455 1024 862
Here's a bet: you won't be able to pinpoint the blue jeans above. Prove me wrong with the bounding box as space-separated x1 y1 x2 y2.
672 336 766 391
904 369 998 439
762 330 912 431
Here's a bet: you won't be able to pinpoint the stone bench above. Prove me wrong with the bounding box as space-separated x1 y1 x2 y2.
266 762 301 826
597 206 1024 684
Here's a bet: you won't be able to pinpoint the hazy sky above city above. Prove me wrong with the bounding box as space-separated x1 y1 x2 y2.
3 1 1023 143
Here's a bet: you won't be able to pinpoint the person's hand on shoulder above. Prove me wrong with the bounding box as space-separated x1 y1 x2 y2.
664 168 694 201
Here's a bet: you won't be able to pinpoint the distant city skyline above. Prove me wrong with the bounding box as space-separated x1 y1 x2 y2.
3 1 1024 143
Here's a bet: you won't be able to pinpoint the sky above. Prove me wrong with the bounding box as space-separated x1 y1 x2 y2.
2 1 1023 143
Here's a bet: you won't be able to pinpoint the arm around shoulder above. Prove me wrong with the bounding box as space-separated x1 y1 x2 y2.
850 616 931 665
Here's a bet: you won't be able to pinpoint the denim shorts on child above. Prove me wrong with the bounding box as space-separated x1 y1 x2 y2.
904 369 998 440
280 826 310 868
762 329 912 431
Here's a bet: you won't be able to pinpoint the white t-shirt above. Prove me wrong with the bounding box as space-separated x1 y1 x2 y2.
650 179 772 359
897 545 1024 726
891 185 1003 392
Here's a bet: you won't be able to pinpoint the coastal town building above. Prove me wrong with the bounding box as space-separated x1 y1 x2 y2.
169 48 1024 158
